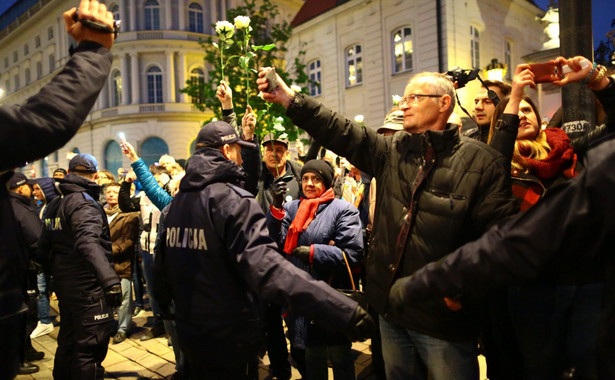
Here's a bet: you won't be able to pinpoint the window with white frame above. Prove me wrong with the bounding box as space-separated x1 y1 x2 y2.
14 75 19 90
190 68 205 103
110 3 120 21
49 54 55 72
345 44 363 87
505 40 512 81
392 27 413 74
25 68 30 85
147 66 163 103
470 25 480 69
112 70 122 106
189 2 204 33
145 0 160 30
308 60 321 96
36 61 42 80
48 26 54 40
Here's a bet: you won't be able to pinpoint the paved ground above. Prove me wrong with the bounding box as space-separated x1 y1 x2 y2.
18 301 382 380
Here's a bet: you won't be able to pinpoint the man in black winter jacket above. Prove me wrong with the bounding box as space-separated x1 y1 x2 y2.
40 154 122 379
153 121 372 379
0 2 115 378
258 69 517 380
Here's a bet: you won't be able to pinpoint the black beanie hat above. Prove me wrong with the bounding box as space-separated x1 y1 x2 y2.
301 159 334 189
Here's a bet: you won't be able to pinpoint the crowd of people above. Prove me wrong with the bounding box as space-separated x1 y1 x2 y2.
2 1 615 380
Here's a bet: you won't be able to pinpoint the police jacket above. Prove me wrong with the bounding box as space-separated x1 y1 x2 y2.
153 148 358 365
0 41 112 320
40 174 119 290
9 192 43 290
286 93 517 341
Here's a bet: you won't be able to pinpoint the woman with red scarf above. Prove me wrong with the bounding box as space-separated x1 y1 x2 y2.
487 58 605 380
268 159 364 380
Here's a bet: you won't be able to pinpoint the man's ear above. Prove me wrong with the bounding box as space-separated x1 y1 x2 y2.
220 144 232 160
440 94 453 113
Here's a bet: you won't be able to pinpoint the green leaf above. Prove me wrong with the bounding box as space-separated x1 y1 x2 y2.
246 51 256 59
261 43 276 51
251 44 263 51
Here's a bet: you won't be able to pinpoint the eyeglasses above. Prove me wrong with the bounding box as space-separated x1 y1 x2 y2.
399 94 443 106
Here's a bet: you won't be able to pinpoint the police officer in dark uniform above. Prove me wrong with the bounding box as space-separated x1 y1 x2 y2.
40 154 122 379
153 121 373 379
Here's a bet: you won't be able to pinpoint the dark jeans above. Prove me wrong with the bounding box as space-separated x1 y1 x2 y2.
132 250 144 308
265 303 291 378
141 250 162 328
509 282 603 380
305 343 355 380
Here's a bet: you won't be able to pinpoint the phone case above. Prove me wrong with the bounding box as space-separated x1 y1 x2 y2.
529 62 563 83
265 68 279 92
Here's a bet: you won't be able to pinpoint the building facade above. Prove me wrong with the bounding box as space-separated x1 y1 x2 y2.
286 0 547 129
0 0 302 176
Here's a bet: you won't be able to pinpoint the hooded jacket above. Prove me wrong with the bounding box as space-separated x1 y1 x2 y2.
153 148 358 365
35 177 59 218
39 173 119 290
0 41 112 321
286 93 517 342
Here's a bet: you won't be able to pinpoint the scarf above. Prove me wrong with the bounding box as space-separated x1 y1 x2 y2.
104 205 120 216
518 128 577 180
283 188 335 254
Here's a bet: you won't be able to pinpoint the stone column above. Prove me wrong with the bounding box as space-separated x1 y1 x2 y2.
178 52 186 103
129 0 136 31
130 52 140 103
178 0 185 31
121 54 129 105
165 51 176 103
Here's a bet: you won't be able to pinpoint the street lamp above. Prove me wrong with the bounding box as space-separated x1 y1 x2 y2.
485 58 506 81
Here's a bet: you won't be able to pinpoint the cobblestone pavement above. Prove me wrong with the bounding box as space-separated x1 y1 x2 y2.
18 304 382 380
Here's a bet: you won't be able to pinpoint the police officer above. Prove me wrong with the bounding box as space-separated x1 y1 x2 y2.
40 154 122 379
153 121 373 379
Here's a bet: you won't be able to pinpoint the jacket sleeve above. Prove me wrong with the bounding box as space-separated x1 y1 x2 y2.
286 93 389 178
312 204 364 269
471 153 518 233
398 138 614 303
112 213 139 262
131 158 172 211
594 77 615 131
118 181 140 212
14 205 43 261
222 108 239 132
240 134 262 196
489 113 520 172
0 42 112 171
67 196 119 289
213 189 358 332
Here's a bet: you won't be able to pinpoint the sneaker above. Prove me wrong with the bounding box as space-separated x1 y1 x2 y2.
140 324 165 341
112 331 127 344
133 306 145 317
18 361 39 375
25 347 45 362
30 321 54 339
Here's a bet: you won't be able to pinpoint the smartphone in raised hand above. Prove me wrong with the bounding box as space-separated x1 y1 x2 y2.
264 68 279 93
529 62 563 83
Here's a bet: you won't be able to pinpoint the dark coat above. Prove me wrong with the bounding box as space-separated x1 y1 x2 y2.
108 210 140 278
152 148 357 366
9 192 43 291
286 93 517 341
0 41 112 320
39 173 119 291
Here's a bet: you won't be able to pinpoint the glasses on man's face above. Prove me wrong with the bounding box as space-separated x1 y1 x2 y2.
399 94 443 106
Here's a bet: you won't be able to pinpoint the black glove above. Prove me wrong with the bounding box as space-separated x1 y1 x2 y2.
387 277 409 313
291 245 311 264
343 305 374 342
104 284 122 308
271 176 288 209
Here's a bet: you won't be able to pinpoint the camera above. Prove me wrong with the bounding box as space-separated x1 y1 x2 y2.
445 67 480 88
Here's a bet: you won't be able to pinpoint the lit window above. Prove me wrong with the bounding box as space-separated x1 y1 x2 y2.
471 25 480 69
308 60 321 96
392 27 413 74
189 3 204 33
147 66 163 103
145 0 160 30
345 44 363 87
190 68 205 103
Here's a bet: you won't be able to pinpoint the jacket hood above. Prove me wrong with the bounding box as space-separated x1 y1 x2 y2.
36 177 59 203
180 148 246 192
56 173 102 199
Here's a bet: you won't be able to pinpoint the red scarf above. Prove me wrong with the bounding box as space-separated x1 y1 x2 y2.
283 188 335 254
518 128 577 180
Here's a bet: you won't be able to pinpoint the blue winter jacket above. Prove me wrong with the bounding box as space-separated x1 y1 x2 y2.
152 148 358 366
131 158 172 211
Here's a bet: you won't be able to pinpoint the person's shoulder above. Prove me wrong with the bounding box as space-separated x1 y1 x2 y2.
225 183 254 198
458 136 503 159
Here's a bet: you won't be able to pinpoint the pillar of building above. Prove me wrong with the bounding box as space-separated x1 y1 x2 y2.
165 51 176 103
130 52 140 103
178 0 185 31
178 52 186 103
121 54 129 105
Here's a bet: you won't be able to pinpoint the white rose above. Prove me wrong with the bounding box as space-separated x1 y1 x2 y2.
234 16 250 29
273 124 285 132
279 133 288 140
354 114 364 123
290 84 302 93
215 21 234 39
392 95 402 105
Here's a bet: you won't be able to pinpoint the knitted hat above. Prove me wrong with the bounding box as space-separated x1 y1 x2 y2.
301 159 334 189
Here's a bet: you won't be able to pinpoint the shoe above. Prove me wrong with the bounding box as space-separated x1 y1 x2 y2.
18 361 39 375
140 325 165 341
112 331 127 344
30 321 54 339
25 347 45 362
133 306 145 317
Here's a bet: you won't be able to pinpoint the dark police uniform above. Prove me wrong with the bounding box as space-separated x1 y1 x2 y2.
153 122 361 379
40 173 119 379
